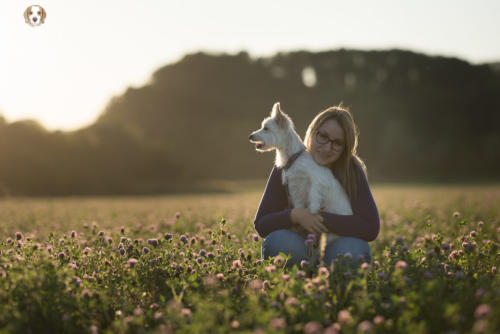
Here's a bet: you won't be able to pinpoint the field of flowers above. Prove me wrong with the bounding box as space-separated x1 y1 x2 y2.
0 185 499 333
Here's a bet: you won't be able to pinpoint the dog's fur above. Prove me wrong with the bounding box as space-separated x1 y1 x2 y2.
249 102 352 245
24 5 46 27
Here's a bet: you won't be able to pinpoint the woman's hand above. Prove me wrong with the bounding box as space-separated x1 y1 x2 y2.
290 208 328 236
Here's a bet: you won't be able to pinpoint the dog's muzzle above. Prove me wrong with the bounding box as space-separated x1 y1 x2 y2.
248 134 264 149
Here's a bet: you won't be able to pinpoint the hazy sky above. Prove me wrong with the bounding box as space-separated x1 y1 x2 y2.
1 0 500 131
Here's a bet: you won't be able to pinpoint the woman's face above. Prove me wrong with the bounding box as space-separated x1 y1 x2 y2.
308 119 345 167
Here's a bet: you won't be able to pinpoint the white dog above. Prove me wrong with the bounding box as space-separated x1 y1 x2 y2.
24 5 47 27
249 102 352 247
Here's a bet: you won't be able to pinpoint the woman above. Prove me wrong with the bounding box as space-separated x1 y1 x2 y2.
253 105 380 268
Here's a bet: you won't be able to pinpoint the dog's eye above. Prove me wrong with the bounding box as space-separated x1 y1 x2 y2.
263 126 268 131
37 11 41 15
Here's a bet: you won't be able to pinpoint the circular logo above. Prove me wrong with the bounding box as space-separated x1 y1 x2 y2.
24 5 47 27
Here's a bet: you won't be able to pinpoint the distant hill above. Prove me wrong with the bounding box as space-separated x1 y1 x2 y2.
1 49 500 196
488 62 500 72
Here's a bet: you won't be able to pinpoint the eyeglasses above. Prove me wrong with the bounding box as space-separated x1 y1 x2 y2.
315 130 344 152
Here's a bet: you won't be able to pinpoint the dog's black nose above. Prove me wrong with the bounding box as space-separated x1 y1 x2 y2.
248 134 253 140
33 17 38 22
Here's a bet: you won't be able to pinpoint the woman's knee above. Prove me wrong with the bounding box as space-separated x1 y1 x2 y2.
324 237 372 268
261 229 309 266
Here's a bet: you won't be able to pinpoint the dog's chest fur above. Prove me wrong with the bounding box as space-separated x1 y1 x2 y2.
280 152 352 244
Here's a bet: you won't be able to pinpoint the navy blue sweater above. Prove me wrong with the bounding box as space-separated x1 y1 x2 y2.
253 164 380 242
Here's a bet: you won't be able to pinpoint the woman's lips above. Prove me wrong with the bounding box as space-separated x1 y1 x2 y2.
318 152 333 160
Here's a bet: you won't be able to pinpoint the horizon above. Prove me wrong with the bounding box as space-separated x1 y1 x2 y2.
2 0 500 131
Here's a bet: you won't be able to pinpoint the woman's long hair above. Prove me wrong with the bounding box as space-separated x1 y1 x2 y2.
304 104 367 204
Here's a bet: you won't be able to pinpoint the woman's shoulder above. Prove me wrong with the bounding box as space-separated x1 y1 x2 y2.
267 165 284 186
351 158 369 187
270 164 283 177
353 157 367 174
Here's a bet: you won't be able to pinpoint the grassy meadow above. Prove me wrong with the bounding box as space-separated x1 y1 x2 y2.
0 184 499 333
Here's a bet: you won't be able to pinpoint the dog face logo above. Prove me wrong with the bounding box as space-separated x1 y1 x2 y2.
24 5 47 27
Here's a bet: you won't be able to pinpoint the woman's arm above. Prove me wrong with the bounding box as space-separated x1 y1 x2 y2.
321 166 380 242
253 166 294 238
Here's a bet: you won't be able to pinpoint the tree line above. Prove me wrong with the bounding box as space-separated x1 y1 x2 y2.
1 48 499 196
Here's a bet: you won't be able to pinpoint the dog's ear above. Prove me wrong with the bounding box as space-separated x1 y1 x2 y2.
40 6 47 23
271 102 287 128
24 6 31 24
271 102 281 118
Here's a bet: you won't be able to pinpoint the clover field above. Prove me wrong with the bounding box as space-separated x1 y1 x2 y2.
0 185 499 333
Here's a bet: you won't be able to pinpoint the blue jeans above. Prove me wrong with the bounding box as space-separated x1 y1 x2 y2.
261 229 371 268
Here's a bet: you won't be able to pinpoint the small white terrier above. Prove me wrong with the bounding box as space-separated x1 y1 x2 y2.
249 102 352 249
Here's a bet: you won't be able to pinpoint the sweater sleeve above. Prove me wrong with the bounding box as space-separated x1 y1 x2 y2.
253 166 294 238
320 165 380 242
